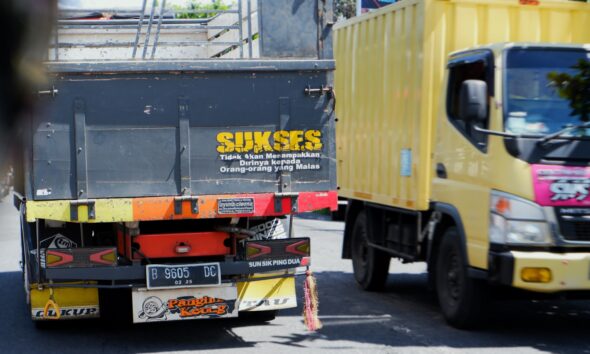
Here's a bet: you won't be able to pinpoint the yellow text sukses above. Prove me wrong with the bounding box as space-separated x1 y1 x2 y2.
216 130 323 153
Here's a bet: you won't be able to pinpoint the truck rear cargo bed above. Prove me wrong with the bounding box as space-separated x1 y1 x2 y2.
26 60 336 201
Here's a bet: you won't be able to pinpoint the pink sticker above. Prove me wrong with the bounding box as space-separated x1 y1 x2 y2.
532 164 590 206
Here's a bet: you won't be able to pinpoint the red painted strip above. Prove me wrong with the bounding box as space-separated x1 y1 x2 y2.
133 232 230 259
132 190 338 221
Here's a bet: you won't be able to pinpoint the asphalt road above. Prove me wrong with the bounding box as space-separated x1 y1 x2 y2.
1 197 590 354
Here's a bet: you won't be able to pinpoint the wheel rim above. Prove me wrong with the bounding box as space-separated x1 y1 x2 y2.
439 245 466 312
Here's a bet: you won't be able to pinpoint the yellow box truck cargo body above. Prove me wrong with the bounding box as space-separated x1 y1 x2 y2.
336 0 590 329
335 0 590 211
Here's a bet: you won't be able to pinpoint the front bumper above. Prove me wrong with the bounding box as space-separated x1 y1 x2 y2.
489 251 590 292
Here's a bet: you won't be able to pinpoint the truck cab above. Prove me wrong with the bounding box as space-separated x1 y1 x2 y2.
435 43 590 292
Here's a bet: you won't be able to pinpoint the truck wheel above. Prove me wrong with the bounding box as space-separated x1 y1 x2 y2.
351 211 390 291
435 227 487 329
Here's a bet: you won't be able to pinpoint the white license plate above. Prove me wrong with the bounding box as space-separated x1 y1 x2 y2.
132 284 238 323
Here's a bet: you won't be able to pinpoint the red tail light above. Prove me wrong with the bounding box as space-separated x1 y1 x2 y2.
285 240 310 256
45 247 117 268
89 248 117 266
246 243 272 259
46 250 74 267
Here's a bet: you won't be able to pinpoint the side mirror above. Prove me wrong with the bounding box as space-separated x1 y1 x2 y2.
458 80 488 122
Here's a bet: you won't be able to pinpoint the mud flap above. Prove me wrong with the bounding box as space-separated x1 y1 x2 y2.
237 274 297 312
30 284 99 320
131 284 238 323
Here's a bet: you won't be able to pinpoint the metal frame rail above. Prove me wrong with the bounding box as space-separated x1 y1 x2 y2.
52 0 257 61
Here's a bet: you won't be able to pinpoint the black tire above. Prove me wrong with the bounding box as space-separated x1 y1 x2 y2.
351 211 390 291
435 227 487 329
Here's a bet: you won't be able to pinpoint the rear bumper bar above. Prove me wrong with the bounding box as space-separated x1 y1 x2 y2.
22 191 338 223
44 258 307 282
42 237 311 286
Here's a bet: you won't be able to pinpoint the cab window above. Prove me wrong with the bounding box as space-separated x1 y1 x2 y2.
446 53 494 151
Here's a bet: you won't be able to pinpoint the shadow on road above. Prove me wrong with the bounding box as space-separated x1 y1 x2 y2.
2 267 590 353
0 271 262 353
277 270 590 353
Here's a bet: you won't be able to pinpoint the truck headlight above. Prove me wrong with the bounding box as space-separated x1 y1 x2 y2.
489 191 552 245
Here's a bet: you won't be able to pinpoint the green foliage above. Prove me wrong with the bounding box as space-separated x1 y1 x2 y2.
548 59 590 122
335 0 356 19
173 0 232 19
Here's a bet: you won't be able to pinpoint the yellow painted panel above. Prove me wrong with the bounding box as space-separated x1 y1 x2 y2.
334 0 590 211
30 284 99 320
26 200 71 222
335 0 427 210
26 198 133 223
237 275 297 311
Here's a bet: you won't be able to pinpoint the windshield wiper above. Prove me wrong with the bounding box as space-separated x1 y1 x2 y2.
538 121 590 145
473 126 544 139
474 124 590 144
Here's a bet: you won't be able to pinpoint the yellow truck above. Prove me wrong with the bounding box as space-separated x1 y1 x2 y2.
334 0 590 328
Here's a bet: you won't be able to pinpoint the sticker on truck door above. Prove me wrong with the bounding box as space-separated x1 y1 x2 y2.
532 165 590 206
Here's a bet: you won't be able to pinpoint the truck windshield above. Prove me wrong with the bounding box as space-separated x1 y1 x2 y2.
505 48 590 136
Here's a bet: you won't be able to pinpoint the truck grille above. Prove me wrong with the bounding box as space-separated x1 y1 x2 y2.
556 208 590 242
